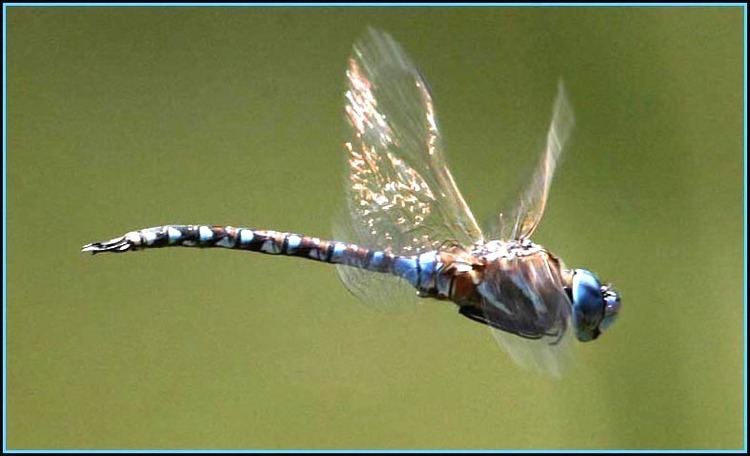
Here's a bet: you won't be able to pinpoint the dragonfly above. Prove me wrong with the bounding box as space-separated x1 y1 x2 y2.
83 28 621 376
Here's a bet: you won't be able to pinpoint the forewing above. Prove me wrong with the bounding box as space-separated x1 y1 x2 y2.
335 29 484 309
497 82 574 241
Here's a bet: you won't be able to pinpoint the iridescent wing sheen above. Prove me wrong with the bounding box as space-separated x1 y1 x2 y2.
333 214 419 311
478 251 573 376
335 29 483 308
497 82 575 241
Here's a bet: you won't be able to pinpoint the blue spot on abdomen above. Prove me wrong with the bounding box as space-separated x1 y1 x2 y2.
239 230 254 245
199 226 214 242
286 235 302 253
393 257 419 287
417 251 437 290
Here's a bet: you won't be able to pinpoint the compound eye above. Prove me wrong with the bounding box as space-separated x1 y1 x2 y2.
571 269 605 341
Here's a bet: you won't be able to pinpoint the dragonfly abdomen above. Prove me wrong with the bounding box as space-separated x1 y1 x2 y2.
82 225 442 288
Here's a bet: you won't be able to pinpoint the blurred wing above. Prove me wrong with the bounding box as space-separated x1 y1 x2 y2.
333 213 420 312
498 82 574 241
335 29 483 308
478 253 573 377
488 326 573 378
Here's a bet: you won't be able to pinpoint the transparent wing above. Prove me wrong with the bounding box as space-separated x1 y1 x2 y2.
333 213 420 312
497 81 574 241
488 325 574 378
477 252 573 377
335 28 484 308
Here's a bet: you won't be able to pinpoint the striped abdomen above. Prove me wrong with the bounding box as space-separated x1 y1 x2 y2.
82 225 456 298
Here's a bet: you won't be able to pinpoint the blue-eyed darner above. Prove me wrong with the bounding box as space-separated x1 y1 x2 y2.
83 28 621 376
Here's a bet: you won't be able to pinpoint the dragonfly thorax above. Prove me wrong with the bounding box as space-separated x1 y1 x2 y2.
448 241 571 341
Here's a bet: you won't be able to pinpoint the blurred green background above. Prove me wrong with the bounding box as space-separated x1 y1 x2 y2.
6 6 744 450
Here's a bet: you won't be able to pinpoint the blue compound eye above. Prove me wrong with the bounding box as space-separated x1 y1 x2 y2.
571 269 605 342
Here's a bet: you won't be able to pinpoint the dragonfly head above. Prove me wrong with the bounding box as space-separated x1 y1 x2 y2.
566 269 621 342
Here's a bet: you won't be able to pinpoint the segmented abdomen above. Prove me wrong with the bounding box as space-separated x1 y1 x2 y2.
83 225 442 294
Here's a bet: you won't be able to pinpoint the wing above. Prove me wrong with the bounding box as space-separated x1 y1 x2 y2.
473 251 573 377
488 324 574 378
497 81 574 241
335 29 483 308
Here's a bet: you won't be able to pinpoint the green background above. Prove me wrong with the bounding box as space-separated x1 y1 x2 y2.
6 6 745 450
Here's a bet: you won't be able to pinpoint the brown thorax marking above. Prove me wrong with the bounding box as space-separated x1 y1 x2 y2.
432 244 484 305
